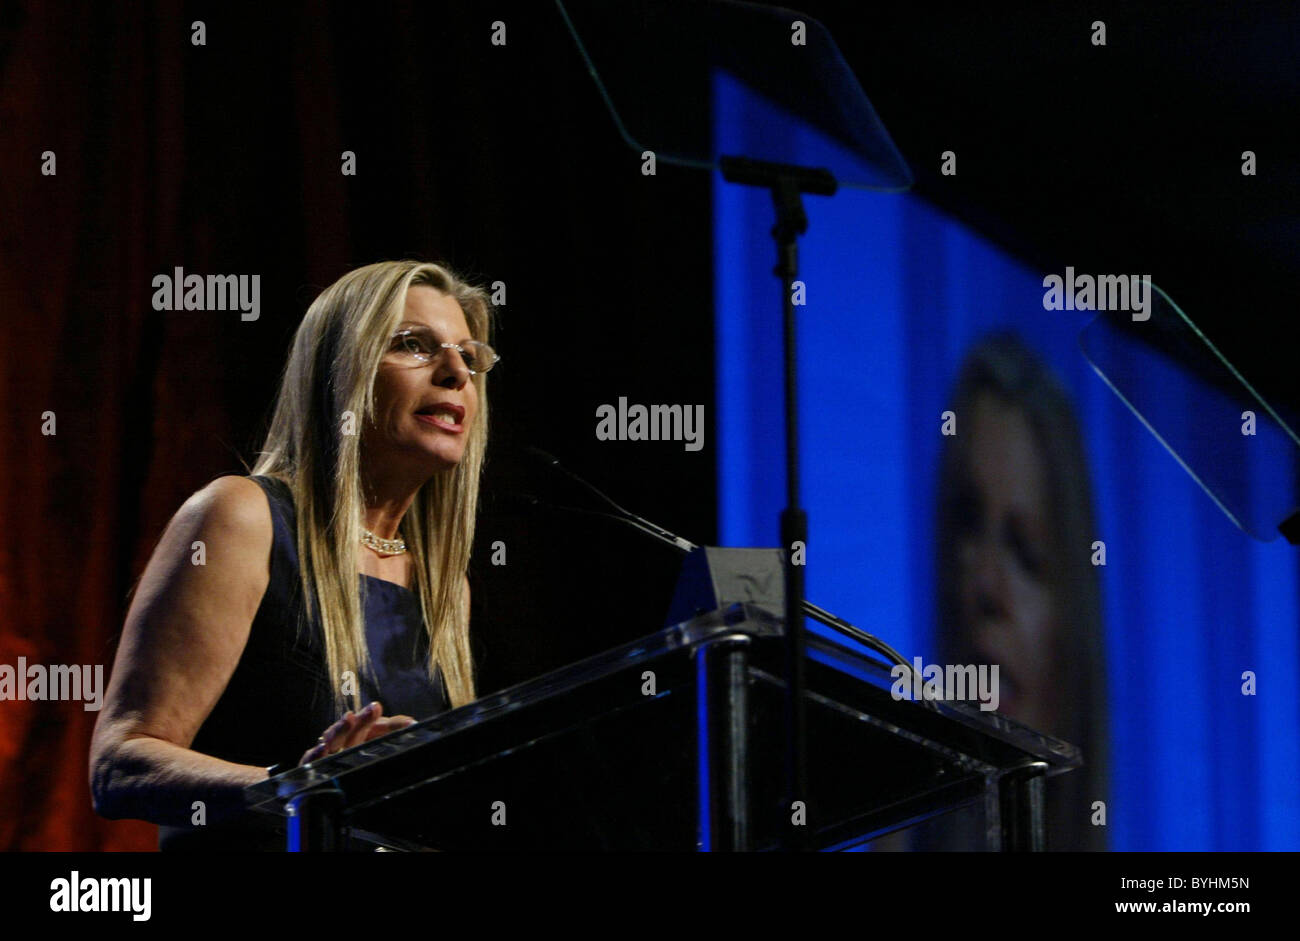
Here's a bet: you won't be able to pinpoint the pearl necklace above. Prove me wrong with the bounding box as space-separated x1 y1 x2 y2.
361 528 407 556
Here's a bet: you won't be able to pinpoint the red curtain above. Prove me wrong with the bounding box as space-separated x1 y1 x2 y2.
0 1 354 849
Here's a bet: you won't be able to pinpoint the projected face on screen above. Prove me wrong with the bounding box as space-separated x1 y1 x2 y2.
953 392 1060 735
935 333 1108 851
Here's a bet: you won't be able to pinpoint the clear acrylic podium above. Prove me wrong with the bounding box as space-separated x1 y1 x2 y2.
245 604 1080 851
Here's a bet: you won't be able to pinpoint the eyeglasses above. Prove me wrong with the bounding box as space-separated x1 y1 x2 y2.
388 328 500 375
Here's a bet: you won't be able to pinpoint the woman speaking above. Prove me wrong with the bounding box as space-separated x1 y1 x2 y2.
89 260 498 850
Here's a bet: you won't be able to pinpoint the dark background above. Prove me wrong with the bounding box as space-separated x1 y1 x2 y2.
0 0 1294 849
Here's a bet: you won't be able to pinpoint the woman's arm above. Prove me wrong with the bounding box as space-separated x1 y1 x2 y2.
89 475 274 827
90 476 420 828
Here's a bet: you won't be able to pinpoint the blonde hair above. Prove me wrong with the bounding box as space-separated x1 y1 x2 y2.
250 260 491 712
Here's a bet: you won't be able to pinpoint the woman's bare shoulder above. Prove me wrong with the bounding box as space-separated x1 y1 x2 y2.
162 475 273 554
185 475 268 516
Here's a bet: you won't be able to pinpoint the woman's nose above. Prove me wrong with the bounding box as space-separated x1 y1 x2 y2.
434 350 471 388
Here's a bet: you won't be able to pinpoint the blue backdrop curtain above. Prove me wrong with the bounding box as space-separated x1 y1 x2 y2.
713 76 1300 851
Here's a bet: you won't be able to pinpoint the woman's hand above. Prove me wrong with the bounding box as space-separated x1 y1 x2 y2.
297 701 416 766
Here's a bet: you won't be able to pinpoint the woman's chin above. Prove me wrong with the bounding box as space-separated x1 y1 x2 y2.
422 448 466 470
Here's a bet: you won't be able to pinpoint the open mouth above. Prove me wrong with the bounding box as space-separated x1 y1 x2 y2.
414 404 464 431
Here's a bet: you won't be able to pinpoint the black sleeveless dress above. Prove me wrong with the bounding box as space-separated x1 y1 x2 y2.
158 474 452 851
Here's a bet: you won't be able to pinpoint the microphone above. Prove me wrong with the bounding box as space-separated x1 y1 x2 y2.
522 446 696 553
517 446 913 672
